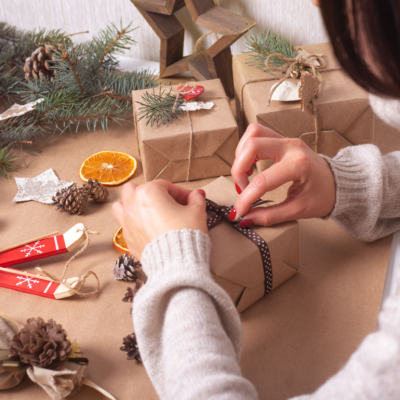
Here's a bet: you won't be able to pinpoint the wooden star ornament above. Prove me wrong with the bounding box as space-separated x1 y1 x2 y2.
131 0 256 97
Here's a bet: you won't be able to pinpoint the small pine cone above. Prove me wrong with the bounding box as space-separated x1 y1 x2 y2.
122 280 143 304
84 178 109 203
120 333 141 362
113 253 141 282
24 45 55 81
9 317 71 369
52 185 89 215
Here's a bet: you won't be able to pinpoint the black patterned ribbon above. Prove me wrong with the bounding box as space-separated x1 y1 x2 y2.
206 199 273 295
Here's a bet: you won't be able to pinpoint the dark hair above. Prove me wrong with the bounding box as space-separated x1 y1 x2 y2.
320 0 400 97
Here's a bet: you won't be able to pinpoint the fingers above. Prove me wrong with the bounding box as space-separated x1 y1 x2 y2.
111 201 124 226
236 123 283 156
233 160 297 220
120 182 138 204
187 190 206 209
150 180 192 205
232 137 289 192
242 197 302 226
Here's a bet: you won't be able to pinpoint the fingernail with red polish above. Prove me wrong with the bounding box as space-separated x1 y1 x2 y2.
254 159 259 163
239 219 254 228
229 208 237 221
198 189 206 198
235 183 242 194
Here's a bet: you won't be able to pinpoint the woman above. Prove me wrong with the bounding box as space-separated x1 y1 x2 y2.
112 0 400 398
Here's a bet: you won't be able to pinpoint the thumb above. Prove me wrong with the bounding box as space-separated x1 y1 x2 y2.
243 198 300 227
187 189 206 208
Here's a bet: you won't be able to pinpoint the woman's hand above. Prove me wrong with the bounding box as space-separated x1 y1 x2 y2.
112 180 207 259
231 124 336 226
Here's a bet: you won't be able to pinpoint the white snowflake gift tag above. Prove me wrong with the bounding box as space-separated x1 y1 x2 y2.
0 99 44 121
13 168 73 204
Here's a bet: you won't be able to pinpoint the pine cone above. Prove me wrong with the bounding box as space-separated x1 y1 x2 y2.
113 253 141 282
83 178 109 203
24 45 56 81
120 333 141 362
9 317 71 369
52 185 89 215
122 280 143 303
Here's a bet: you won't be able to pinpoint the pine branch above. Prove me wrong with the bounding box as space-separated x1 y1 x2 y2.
99 27 127 67
0 146 18 178
244 29 297 73
136 87 185 127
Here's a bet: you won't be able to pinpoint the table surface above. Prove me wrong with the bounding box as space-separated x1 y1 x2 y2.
0 99 393 400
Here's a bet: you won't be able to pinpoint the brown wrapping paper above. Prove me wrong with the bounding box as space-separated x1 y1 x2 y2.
1 107 392 399
233 43 376 172
203 176 298 313
132 79 239 183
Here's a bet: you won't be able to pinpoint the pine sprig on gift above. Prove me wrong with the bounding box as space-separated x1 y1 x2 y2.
136 87 185 127
244 29 298 73
0 21 159 177
0 146 18 178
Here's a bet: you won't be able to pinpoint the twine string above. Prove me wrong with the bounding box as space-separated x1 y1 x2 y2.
193 0 219 53
35 228 100 297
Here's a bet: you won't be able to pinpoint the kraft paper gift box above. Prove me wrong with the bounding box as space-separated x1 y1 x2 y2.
203 176 299 313
233 42 375 172
132 79 239 183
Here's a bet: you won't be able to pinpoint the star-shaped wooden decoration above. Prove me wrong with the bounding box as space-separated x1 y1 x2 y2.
132 0 256 97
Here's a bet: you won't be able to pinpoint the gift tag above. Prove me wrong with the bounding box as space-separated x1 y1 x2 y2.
177 85 204 101
271 81 301 102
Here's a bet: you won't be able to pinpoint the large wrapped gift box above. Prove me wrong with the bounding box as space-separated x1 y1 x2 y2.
233 43 376 172
203 176 299 313
132 79 239 183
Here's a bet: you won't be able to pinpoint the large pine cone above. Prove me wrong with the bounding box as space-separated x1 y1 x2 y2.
120 333 141 362
83 178 109 203
9 317 71 369
113 253 142 282
24 45 55 81
52 185 89 215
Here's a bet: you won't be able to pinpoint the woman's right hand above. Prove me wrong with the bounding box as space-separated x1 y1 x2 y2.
231 124 336 227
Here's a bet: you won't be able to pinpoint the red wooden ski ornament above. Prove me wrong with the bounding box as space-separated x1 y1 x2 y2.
0 224 86 299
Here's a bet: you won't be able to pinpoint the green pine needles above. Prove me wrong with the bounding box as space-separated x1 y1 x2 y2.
0 146 18 178
244 29 298 73
136 87 184 127
0 21 159 178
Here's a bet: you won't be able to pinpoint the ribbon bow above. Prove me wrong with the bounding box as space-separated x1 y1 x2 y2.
266 50 326 106
206 199 274 295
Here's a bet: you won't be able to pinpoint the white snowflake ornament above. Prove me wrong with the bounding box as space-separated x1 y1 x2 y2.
13 168 73 204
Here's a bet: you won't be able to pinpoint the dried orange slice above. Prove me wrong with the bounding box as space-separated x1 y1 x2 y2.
79 151 137 186
113 226 129 254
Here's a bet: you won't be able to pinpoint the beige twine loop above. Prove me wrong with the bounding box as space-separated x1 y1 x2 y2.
35 228 100 297
193 0 219 53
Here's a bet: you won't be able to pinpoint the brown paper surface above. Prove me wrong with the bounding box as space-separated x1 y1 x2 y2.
132 79 238 182
0 105 391 399
202 176 298 312
233 43 376 172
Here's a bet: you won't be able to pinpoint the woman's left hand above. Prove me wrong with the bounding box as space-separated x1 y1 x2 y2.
112 180 208 259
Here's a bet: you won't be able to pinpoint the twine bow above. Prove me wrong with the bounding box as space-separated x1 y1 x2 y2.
266 51 325 106
35 228 100 297
206 198 274 295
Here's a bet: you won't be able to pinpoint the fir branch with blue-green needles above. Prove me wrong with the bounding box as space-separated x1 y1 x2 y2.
136 87 185 127
0 146 18 178
244 29 298 73
0 21 159 178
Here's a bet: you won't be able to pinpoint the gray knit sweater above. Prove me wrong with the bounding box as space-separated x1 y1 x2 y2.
133 94 400 400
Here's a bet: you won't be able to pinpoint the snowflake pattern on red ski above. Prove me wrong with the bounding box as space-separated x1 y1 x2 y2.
20 241 45 257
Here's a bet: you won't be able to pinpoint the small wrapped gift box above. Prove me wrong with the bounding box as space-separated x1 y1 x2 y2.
202 176 299 313
233 43 376 172
132 79 239 183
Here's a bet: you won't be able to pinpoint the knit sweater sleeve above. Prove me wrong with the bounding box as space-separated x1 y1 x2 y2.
320 144 400 242
132 229 259 400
